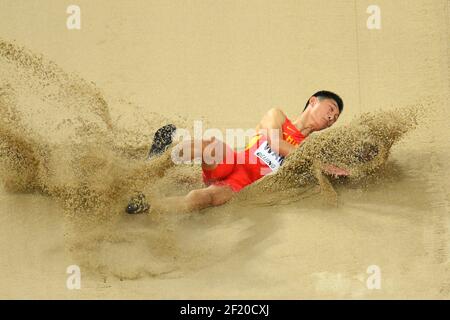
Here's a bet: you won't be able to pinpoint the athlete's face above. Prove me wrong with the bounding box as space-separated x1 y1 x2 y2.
307 97 340 131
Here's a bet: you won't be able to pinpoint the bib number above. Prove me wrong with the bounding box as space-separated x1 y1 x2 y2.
254 140 284 173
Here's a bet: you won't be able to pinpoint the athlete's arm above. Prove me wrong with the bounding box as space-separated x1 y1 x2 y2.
321 164 350 177
256 108 297 157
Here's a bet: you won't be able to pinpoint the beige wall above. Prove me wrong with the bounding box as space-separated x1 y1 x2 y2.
1 0 448 129
0 0 449 299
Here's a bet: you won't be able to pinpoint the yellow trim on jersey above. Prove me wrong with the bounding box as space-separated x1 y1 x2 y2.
244 134 263 151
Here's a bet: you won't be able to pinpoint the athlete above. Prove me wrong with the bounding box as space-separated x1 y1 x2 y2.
126 90 347 214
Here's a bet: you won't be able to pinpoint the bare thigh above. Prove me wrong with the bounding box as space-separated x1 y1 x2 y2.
175 138 234 171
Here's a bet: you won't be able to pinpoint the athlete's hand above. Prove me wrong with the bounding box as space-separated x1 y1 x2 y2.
321 164 350 177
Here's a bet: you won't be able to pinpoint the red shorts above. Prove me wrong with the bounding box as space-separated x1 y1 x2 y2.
202 161 254 192
201 140 270 192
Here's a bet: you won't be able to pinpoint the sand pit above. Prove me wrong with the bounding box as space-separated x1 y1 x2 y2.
0 0 448 299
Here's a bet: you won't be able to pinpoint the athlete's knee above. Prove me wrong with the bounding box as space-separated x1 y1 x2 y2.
186 189 213 208
173 139 202 161
188 138 218 161
210 195 230 206
202 138 233 166
209 187 234 206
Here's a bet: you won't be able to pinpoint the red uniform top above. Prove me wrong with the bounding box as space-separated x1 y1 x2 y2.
202 115 307 192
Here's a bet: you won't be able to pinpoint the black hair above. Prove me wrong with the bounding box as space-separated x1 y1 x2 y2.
303 90 344 113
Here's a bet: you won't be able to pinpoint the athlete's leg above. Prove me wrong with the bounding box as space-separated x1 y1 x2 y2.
126 136 234 214
173 137 234 170
151 184 234 213
145 124 232 166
